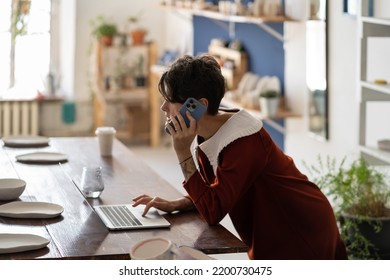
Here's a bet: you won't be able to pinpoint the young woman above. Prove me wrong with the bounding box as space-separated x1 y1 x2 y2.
132 55 348 260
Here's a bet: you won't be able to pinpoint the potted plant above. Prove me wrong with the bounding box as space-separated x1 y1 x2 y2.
259 90 279 117
304 155 390 259
90 15 118 46
128 12 147 45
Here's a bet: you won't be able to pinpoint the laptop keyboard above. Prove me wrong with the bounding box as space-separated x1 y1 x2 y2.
100 205 142 227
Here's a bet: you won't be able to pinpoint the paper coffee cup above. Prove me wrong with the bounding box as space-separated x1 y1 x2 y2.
95 127 116 156
130 237 174 260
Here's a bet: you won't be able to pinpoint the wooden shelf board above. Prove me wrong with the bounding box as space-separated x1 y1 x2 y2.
222 96 300 120
160 4 293 24
221 96 300 135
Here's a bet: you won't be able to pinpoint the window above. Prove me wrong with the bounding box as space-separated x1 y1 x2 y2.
0 0 51 97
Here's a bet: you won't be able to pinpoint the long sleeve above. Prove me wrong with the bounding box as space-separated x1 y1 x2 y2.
183 131 267 225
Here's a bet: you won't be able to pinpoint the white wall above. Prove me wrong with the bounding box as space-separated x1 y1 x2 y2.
164 9 193 55
58 0 76 99
374 0 390 18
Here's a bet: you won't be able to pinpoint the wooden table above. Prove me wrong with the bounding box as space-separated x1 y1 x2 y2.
0 137 247 259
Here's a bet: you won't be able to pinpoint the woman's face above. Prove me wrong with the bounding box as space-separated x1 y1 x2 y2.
160 99 182 121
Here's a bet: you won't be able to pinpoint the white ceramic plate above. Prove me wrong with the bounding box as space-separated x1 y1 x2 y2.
255 76 269 94
0 233 49 254
243 73 260 93
0 178 26 201
2 136 49 148
0 201 64 218
15 152 68 164
177 246 214 260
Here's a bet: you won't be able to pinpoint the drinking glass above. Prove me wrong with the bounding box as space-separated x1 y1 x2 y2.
80 166 104 198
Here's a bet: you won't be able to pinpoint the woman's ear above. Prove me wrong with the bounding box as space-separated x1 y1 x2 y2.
198 98 208 108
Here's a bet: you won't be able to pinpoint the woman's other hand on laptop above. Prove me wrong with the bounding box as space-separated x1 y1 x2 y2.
132 195 194 216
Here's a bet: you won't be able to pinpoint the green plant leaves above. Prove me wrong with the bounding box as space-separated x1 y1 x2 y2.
304 155 390 259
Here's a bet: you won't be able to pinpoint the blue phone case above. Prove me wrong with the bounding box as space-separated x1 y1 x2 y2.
165 98 206 134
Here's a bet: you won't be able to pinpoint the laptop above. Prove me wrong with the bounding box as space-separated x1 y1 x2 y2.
94 204 171 230
60 163 171 230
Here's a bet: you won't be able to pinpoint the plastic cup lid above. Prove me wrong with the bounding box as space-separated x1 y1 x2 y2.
95 127 116 135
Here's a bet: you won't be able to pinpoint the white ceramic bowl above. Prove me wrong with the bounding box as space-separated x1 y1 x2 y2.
0 178 26 200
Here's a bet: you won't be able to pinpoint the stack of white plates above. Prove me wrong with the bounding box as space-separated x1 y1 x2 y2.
2 136 49 148
0 201 64 218
0 233 50 254
15 152 68 164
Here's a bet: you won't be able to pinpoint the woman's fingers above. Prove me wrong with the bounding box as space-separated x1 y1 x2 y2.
142 201 154 217
132 194 152 207
132 194 150 201
132 195 173 216
142 197 171 216
185 111 197 133
169 115 183 134
174 113 186 131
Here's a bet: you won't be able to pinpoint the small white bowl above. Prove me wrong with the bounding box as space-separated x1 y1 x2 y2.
0 178 26 200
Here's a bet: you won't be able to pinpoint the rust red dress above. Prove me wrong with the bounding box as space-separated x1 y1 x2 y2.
183 110 347 260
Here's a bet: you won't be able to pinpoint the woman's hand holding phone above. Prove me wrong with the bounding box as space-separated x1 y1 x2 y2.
165 97 206 135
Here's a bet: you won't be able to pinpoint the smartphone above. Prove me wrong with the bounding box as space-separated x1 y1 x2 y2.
165 97 207 135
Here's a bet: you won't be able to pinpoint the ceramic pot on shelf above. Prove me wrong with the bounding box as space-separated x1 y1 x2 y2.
100 36 114 47
131 29 146 45
259 97 279 117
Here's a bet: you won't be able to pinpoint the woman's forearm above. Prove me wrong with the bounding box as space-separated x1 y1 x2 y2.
179 157 197 181
174 197 194 212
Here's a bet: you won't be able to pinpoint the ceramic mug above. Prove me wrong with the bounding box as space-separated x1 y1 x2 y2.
130 237 175 260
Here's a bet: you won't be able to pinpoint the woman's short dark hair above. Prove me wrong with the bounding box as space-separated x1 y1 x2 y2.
158 55 226 115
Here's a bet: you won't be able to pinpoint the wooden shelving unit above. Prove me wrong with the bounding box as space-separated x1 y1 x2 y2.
91 42 158 143
208 44 248 90
358 0 390 165
222 95 299 134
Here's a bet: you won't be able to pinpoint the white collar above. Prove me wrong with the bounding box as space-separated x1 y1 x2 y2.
190 109 263 175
